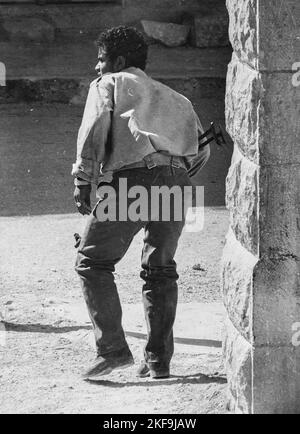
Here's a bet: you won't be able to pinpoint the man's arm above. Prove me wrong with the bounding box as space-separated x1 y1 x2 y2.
72 76 114 214
184 113 211 176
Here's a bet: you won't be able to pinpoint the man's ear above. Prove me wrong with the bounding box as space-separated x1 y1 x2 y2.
114 56 126 72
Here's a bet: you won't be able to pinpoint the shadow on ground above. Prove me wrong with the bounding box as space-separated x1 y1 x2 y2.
86 373 227 388
4 322 222 348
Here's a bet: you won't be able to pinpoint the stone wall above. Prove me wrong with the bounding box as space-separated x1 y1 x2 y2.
0 0 229 81
223 0 300 414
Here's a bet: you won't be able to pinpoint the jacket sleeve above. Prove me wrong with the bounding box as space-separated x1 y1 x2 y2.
71 76 114 184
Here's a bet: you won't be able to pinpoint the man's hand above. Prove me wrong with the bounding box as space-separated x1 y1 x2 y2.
74 184 92 216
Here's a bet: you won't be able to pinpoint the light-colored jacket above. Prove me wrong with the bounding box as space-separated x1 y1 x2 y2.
72 67 206 184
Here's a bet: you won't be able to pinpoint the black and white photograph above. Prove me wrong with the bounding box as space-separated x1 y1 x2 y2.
0 0 299 416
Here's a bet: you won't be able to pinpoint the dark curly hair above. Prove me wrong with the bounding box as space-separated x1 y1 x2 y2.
96 26 148 71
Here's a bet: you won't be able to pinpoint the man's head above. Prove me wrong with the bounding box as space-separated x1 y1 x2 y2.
95 26 148 77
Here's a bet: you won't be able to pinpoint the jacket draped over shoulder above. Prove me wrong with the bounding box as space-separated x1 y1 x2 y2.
72 67 206 184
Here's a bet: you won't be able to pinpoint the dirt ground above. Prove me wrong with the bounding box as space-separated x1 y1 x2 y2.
0 207 229 414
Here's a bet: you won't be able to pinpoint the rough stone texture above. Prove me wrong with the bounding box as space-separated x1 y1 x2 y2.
227 0 300 72
253 257 300 346
222 228 258 340
223 317 252 414
123 0 226 27
225 296 300 414
259 165 300 259
3 17 55 43
0 4 123 41
259 0 300 71
259 73 300 166
122 6 182 27
226 147 259 256
252 164 300 346
225 53 261 163
253 346 300 414
141 20 190 47
226 56 299 165
193 12 229 48
224 0 300 414
226 0 258 69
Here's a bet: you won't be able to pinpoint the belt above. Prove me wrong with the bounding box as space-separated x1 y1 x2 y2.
116 152 187 172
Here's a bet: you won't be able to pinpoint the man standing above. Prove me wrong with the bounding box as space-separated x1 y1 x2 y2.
72 26 210 381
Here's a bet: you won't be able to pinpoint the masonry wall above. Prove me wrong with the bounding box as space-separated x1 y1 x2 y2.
222 0 300 414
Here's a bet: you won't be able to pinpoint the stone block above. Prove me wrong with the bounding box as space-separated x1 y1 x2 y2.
123 0 225 25
123 7 182 27
226 0 258 68
224 0 300 416
253 257 300 347
141 20 190 47
222 229 258 340
193 12 229 48
227 0 300 71
259 0 300 71
225 156 300 261
226 147 259 256
3 18 55 43
0 5 123 41
259 164 300 259
225 324 300 414
225 53 261 163
223 317 252 414
253 346 300 414
259 72 300 166
227 56 300 165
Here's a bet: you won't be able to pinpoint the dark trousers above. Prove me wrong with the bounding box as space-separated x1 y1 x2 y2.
75 166 193 370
